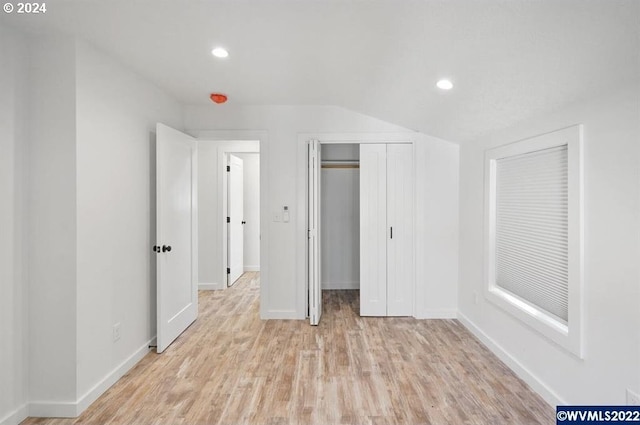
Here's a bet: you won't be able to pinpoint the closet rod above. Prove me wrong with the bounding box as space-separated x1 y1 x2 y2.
321 164 359 169
320 159 359 169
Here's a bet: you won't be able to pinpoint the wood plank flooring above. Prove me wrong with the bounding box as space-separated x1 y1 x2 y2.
23 272 554 425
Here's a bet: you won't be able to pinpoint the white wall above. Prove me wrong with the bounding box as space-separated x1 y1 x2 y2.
28 35 79 412
74 41 184 409
414 135 460 318
1 32 185 420
235 153 260 271
0 25 30 425
458 86 640 405
185 105 460 319
321 144 360 290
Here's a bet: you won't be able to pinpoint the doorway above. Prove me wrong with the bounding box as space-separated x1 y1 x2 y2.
308 142 361 325
223 150 260 288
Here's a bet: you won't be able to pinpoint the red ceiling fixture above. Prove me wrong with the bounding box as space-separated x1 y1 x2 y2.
210 93 228 104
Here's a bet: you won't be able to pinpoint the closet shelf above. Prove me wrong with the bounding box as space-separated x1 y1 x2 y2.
321 160 360 169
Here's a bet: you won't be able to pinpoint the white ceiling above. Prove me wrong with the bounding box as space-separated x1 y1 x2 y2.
4 0 639 142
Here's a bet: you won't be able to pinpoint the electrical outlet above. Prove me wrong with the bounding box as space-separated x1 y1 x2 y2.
627 389 640 406
113 323 121 342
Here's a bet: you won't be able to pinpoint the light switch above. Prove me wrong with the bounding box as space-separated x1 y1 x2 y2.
283 206 290 223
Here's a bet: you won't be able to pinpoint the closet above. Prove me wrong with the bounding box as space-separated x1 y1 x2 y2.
321 145 360 291
308 143 360 325
360 143 414 316
307 141 414 324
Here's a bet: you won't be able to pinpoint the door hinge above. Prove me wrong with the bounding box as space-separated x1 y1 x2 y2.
226 165 230 172
227 268 230 274
227 216 230 223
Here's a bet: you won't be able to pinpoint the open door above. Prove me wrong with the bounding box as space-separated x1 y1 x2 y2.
228 154 244 286
155 123 198 353
308 140 322 325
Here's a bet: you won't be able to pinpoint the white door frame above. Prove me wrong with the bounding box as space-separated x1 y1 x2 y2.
194 131 267 318
209 139 266 292
298 135 417 321
220 145 260 291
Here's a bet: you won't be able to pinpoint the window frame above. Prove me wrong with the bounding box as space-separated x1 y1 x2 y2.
484 125 584 357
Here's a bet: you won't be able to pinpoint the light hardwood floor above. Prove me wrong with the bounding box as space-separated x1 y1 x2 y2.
23 272 554 425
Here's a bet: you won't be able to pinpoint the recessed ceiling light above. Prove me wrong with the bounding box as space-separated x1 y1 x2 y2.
211 47 229 58
436 79 453 90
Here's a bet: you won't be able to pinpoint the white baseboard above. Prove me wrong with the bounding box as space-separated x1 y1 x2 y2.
29 337 155 418
416 308 458 319
243 266 260 272
321 281 359 290
75 338 155 415
260 310 300 320
457 312 565 407
0 404 28 425
199 282 223 290
28 401 77 418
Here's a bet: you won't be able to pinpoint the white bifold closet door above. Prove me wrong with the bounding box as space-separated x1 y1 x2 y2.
308 140 322 325
360 143 414 317
360 144 387 316
386 144 414 315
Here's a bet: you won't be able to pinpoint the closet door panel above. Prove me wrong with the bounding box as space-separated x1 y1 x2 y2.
387 144 414 316
360 144 387 316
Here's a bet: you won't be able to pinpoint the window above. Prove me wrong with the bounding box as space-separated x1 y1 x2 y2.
485 125 583 357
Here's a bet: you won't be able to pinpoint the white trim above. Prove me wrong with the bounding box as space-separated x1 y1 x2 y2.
199 282 223 290
458 313 565 407
28 338 155 418
28 401 77 419
0 404 28 425
416 309 458 319
483 124 584 357
299 132 420 145
243 266 260 272
75 338 155 415
260 310 300 320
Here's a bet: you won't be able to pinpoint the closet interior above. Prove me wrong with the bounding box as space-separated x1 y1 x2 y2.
320 144 360 296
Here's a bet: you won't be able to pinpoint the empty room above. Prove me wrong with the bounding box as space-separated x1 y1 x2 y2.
1 1 639 424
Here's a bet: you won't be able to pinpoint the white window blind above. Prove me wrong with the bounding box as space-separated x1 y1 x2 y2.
495 145 568 322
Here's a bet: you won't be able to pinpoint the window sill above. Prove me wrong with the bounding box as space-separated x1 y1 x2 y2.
485 286 583 359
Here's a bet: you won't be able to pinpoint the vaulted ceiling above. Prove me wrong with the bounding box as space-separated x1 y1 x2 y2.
4 0 639 142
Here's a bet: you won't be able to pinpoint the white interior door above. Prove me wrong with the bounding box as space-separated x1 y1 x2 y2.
308 140 322 325
155 123 198 353
360 144 388 316
228 154 244 286
387 144 414 316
